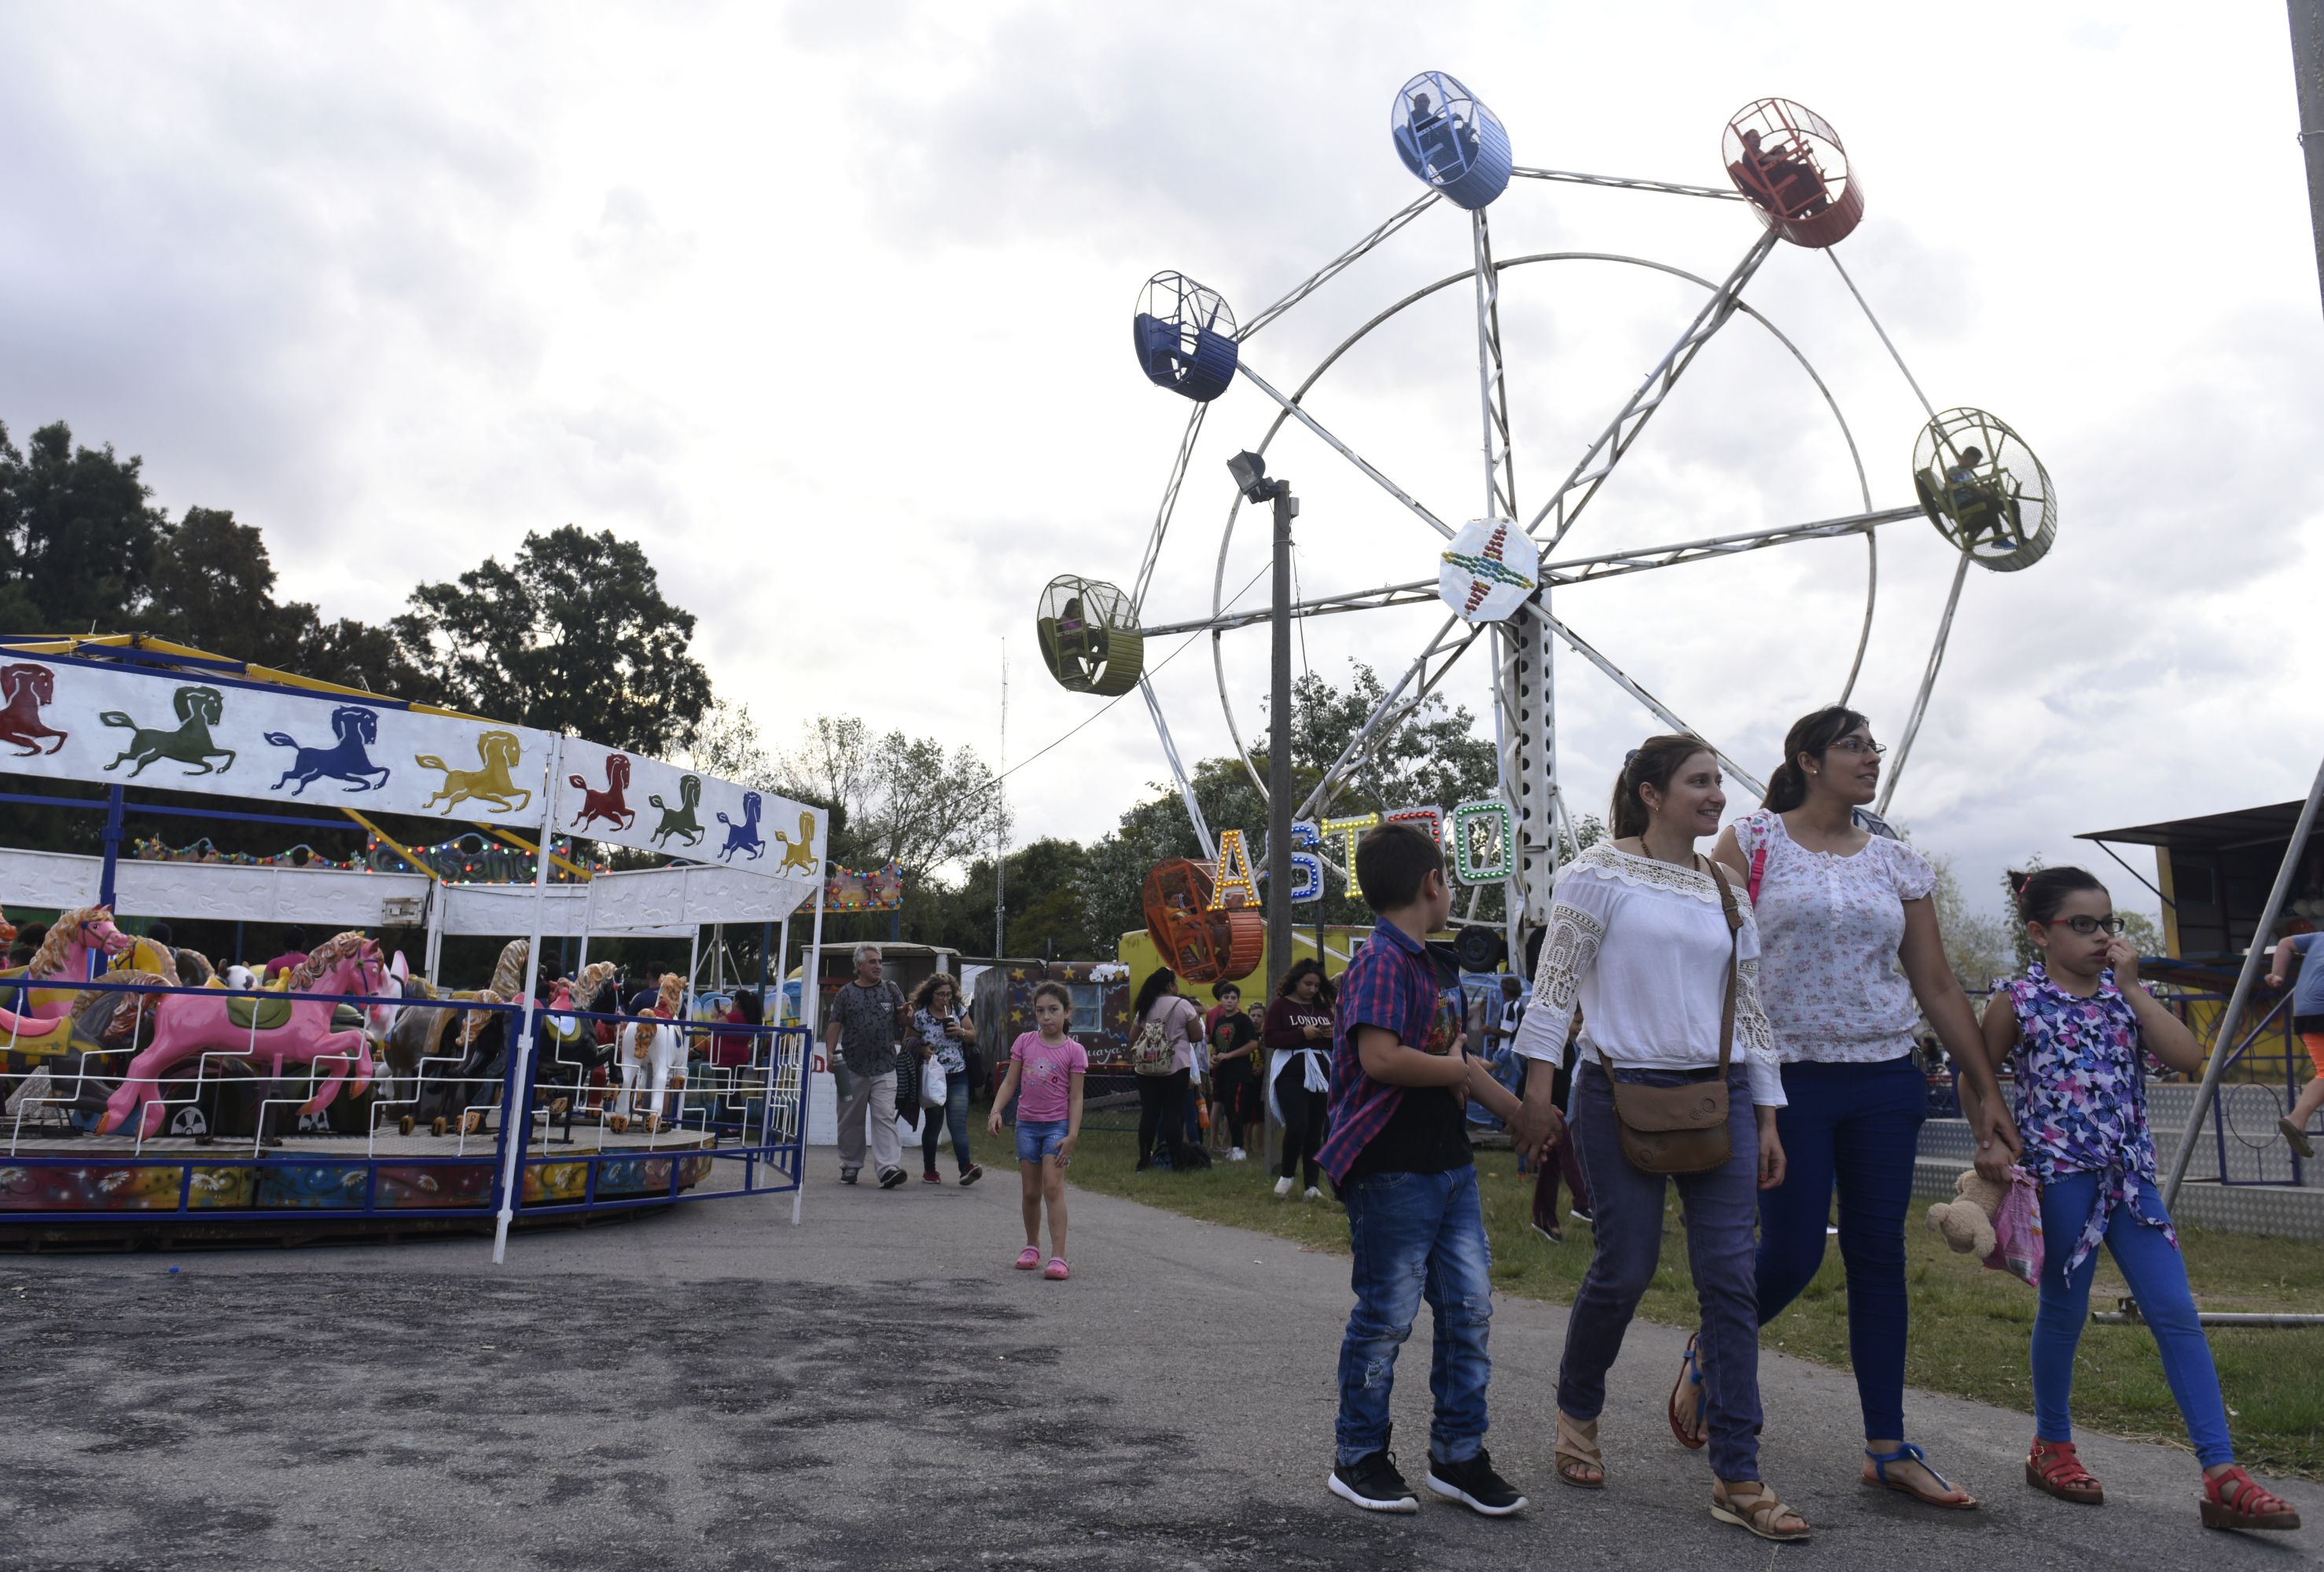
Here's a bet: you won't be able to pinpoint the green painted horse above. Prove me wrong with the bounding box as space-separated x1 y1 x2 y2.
100 685 235 777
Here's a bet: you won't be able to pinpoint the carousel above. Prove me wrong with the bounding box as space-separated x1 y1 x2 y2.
0 636 826 1255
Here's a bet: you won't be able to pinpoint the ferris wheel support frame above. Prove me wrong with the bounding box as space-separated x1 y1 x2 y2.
1182 242 1874 946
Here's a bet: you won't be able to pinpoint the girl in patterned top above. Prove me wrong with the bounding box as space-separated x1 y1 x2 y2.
1976 867 2298 1532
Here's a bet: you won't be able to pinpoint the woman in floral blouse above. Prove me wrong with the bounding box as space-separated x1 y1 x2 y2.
1686 706 2017 1511
1975 866 2296 1532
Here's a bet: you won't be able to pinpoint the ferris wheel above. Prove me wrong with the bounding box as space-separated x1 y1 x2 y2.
1039 75 2056 958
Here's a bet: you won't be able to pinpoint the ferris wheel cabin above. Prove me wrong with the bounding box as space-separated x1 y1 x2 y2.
1391 71 1512 210
1911 407 2057 573
1036 575 1145 696
1134 271 1238 402
1722 98 1863 248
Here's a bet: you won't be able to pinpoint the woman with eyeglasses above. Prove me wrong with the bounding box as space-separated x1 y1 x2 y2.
1976 867 2295 1531
1680 706 2021 1511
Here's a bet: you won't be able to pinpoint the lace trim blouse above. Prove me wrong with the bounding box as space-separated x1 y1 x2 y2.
1509 843 1785 1107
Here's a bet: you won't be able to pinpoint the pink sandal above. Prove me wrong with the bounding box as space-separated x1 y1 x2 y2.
1043 1257 1071 1280
1013 1247 1041 1270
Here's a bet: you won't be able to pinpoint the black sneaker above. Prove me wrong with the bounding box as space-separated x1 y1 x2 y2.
840 1168 859 1186
1329 1449 1418 1514
1427 1448 1527 1516
1532 1221 1563 1245
877 1166 908 1189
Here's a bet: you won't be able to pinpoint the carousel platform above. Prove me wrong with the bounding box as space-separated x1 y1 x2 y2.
0 1119 792 1251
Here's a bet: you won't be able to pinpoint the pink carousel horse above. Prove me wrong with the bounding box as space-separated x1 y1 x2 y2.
96 932 389 1140
1 906 133 1026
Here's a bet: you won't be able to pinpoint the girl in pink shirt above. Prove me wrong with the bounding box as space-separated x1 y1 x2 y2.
987 980 1087 1280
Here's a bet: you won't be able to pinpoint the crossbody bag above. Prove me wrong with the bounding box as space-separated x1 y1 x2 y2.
1597 857 1743 1176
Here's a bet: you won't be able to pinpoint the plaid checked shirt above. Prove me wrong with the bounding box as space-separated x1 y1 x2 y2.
1318 920 1463 1184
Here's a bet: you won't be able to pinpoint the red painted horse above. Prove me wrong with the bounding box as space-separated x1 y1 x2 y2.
568 752 637 832
96 932 388 1140
0 663 68 756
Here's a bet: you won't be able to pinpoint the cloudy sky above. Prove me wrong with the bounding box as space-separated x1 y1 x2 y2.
2 2 2318 920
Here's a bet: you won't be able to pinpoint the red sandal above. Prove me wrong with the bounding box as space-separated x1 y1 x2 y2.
2201 1466 2301 1531
2025 1438 2102 1505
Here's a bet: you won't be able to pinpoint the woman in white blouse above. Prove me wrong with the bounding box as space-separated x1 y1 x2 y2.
1688 706 2019 1509
1509 734 1806 1543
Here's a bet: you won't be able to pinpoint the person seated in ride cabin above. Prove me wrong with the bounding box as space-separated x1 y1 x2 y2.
1943 446 2022 547
1319 821 1528 1519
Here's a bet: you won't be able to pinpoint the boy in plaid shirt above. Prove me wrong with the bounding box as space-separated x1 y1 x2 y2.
1320 821 1528 1517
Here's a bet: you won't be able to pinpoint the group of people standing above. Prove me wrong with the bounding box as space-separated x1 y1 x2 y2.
1314 705 2297 1538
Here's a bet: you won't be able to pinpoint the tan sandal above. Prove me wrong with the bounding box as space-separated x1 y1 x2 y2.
1712 1478 1810 1541
1554 1410 1604 1490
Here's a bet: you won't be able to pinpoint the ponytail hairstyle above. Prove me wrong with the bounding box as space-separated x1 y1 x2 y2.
1608 733 1719 839
1132 966 1179 1023
1762 705 1871 812
2012 865 2106 927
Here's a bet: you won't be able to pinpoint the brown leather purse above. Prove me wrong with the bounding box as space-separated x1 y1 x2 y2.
1598 858 1743 1176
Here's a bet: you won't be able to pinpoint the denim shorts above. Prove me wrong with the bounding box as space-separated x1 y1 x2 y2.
1016 1119 1071 1165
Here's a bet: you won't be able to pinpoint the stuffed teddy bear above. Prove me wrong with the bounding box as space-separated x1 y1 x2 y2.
1925 1167 2010 1258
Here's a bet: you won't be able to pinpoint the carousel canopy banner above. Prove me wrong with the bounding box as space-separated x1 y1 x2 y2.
0 639 554 828
2 637 828 891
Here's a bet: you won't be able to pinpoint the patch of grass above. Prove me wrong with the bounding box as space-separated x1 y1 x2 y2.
1065 1128 2324 1478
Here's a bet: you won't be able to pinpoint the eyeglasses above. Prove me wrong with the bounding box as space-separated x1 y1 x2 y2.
1826 738 1887 758
2043 915 2127 936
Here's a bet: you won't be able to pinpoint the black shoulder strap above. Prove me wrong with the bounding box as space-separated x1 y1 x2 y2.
1704 857 1740 1074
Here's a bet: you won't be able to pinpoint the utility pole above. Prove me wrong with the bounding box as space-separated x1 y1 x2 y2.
2294 2 2324 314
1230 451 1299 996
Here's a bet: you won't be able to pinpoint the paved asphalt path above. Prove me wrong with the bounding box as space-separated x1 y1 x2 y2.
3 1166 2318 1571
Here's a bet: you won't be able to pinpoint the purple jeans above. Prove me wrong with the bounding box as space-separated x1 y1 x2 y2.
1556 1060 1765 1482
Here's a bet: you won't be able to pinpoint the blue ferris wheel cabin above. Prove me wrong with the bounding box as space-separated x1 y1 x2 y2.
1391 70 1511 210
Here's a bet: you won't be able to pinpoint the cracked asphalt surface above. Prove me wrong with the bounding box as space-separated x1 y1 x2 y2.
2 1166 2318 1570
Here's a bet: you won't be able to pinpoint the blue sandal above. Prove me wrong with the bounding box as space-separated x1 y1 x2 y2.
1666 1333 1708 1449
1863 1442 1977 1509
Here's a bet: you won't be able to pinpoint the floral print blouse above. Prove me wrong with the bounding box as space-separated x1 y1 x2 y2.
1733 809 1935 1063
2002 961 2175 1275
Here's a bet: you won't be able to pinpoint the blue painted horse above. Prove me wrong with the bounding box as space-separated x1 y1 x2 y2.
265 704 392 794
716 792 767 862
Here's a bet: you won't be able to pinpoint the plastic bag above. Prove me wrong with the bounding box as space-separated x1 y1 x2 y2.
921 1055 948 1110
1985 1166 2045 1287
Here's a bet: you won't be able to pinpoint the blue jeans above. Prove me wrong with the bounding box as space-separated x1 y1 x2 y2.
920 1070 973 1171
1336 1165 1494 1467
1560 1061 1765 1482
1754 1055 1923 1439
2033 1171 2231 1466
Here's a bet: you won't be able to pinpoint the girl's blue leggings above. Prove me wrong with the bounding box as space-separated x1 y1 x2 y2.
2032 1171 2231 1467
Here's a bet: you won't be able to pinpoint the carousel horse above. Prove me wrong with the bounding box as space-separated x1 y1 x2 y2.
531 962 621 1135
0 907 134 1024
402 940 529 1134
95 932 388 1140
612 972 686 1133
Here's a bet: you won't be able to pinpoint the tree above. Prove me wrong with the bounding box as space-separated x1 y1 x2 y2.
0 420 168 634
1928 851 2013 991
774 714 1002 883
396 525 711 750
143 505 439 697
